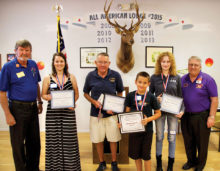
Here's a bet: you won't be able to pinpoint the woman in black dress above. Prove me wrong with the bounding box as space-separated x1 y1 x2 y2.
42 52 81 171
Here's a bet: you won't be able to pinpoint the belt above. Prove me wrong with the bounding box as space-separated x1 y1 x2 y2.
187 110 209 116
9 100 37 106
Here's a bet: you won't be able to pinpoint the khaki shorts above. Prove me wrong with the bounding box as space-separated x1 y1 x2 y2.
90 115 121 143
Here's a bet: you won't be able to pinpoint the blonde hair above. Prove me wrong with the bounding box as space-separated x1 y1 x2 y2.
154 52 177 76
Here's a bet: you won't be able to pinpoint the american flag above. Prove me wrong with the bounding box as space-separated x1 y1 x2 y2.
57 15 67 57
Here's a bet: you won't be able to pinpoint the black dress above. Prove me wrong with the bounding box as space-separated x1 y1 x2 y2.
45 77 81 171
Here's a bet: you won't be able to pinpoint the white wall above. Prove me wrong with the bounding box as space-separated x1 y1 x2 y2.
0 0 220 132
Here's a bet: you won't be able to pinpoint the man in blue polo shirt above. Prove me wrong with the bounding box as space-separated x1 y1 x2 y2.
83 52 124 171
181 56 218 171
0 40 42 171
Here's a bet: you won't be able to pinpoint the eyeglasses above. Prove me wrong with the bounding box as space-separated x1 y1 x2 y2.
97 61 109 65
188 63 200 67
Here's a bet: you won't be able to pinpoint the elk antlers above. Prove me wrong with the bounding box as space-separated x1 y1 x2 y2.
104 0 145 73
104 0 145 34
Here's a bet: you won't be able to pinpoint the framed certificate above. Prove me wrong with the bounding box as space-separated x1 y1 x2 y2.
80 47 107 68
118 112 145 134
102 94 125 113
160 93 183 114
145 46 173 68
51 90 75 109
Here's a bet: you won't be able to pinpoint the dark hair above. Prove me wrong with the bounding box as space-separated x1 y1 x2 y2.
15 39 32 50
97 52 109 58
52 52 69 76
136 71 150 81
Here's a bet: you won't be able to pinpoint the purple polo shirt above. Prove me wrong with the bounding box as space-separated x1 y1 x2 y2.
181 71 218 113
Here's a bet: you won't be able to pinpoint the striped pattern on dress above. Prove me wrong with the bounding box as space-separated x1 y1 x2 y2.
45 77 81 171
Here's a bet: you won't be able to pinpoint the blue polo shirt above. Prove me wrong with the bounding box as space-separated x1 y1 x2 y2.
0 58 41 102
181 71 218 113
83 68 124 118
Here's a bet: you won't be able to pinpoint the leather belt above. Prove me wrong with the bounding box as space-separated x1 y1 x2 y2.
187 110 209 116
9 100 37 106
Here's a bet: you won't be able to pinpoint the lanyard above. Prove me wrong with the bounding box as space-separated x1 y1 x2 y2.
56 74 65 90
135 90 148 111
161 74 169 92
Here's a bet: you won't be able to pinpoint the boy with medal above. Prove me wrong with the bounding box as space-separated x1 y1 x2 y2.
124 71 161 171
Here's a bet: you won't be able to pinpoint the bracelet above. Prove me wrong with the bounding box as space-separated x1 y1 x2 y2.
38 101 43 104
209 115 215 119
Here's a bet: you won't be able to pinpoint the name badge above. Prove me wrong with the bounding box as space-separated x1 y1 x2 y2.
196 80 201 84
50 83 57 88
16 71 25 78
137 95 142 101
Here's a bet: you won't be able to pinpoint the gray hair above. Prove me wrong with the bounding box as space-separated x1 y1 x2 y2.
188 56 202 63
15 39 32 50
97 52 109 58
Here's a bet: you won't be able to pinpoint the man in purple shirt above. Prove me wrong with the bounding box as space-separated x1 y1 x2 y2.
181 56 218 171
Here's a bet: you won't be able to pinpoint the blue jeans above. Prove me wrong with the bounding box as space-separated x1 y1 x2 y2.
156 113 178 158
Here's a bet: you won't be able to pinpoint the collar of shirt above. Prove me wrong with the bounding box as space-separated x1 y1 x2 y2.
185 71 202 83
15 57 30 68
94 68 112 78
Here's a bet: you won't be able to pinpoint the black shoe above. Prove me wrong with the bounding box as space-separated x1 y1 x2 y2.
167 157 174 171
111 161 119 171
156 155 163 171
182 162 195 170
96 161 107 171
194 168 203 171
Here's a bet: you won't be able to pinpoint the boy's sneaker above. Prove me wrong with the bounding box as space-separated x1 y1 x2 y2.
96 161 106 171
111 161 119 171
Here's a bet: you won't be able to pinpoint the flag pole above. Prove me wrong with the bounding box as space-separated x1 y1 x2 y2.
54 4 66 57
56 5 61 53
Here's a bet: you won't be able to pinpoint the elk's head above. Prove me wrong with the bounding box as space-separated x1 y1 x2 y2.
120 31 134 46
104 0 144 73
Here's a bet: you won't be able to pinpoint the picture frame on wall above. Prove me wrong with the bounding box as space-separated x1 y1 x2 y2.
7 53 16 62
145 46 173 68
80 47 107 68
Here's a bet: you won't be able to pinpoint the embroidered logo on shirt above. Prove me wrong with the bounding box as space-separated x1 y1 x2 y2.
31 67 36 77
170 79 176 83
196 84 203 88
138 100 143 106
138 100 148 106
183 83 188 87
109 77 115 83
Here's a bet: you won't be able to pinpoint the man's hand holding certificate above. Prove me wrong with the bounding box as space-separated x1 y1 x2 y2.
118 112 145 134
102 94 125 113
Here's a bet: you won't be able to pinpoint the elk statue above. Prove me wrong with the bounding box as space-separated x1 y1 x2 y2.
104 0 144 73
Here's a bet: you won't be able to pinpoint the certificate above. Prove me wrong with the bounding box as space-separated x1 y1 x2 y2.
118 112 145 134
51 90 75 109
160 93 183 114
102 94 125 113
